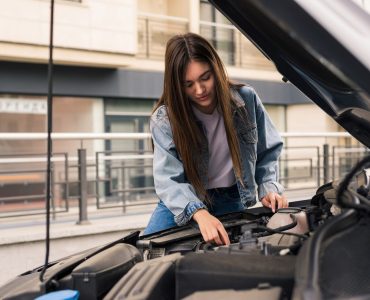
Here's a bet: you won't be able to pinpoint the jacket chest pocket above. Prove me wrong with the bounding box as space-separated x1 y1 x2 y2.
238 124 258 163
238 124 257 144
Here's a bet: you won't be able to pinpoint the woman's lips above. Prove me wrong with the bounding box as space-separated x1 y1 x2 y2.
197 94 209 101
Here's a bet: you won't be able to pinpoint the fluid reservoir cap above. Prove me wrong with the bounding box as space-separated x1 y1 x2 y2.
35 290 79 300
267 207 309 234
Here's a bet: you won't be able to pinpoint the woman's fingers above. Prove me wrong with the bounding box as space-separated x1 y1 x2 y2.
275 193 289 209
209 228 223 245
278 194 289 208
218 223 230 245
261 197 271 209
261 193 289 212
193 209 230 245
205 224 227 245
269 193 277 212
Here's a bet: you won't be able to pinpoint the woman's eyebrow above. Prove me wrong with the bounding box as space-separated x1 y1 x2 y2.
185 70 211 83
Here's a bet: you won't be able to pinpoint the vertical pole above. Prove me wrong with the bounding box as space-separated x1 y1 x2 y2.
65 153 69 211
317 147 321 187
122 161 126 213
51 161 56 220
323 144 330 184
189 0 200 34
95 152 100 209
145 18 150 59
239 32 242 67
332 146 336 180
40 0 55 283
77 148 90 225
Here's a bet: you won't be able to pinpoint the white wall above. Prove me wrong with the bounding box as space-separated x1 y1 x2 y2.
283 104 342 188
138 0 168 15
286 103 339 147
0 0 137 54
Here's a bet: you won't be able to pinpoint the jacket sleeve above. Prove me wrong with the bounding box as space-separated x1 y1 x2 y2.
150 114 207 226
252 89 285 200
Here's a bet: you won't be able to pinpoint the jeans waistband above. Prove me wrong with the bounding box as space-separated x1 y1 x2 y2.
207 184 238 194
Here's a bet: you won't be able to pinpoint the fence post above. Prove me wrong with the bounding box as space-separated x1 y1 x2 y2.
317 147 321 187
323 144 330 184
121 160 127 213
77 148 90 225
145 18 150 58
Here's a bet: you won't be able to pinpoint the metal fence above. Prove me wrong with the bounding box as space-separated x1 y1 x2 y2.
199 21 275 70
136 13 274 70
137 13 189 60
0 132 369 220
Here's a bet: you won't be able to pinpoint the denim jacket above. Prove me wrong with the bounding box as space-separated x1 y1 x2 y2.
150 86 284 226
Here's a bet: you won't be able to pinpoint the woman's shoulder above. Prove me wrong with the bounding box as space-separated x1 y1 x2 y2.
150 105 173 137
234 84 258 101
151 104 169 123
230 84 258 107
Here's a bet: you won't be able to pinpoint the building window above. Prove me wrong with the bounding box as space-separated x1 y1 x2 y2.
199 0 275 70
200 0 235 65
104 99 154 152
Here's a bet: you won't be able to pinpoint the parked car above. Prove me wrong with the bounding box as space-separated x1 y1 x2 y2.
1 0 369 299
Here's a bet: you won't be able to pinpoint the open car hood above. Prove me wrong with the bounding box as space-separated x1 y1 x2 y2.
209 0 370 147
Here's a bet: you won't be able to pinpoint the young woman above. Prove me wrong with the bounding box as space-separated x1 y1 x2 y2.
143 33 288 245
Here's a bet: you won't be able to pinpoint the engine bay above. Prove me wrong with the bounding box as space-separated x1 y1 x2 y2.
0 166 369 300
127 166 370 300
138 200 326 260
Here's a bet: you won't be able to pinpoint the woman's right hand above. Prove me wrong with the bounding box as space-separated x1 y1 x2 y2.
192 209 230 245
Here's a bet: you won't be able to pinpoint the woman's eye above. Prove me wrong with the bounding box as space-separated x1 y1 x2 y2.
185 83 193 88
201 75 210 81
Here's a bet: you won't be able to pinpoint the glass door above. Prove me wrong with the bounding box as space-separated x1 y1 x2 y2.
103 99 154 202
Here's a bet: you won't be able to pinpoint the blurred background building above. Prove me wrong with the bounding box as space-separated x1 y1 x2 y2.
0 0 369 212
0 0 342 153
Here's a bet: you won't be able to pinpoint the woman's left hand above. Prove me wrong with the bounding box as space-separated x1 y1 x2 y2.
261 192 288 212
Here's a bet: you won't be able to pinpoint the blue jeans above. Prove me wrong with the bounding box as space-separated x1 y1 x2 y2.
143 184 244 235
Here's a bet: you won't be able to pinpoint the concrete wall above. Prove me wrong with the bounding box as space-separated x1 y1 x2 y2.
138 0 168 15
286 103 339 147
0 0 137 66
0 0 137 54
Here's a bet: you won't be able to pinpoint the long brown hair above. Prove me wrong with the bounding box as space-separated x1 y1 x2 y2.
153 33 243 201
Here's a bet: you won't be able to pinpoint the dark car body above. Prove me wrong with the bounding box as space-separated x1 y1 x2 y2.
1 1 370 299
210 0 370 148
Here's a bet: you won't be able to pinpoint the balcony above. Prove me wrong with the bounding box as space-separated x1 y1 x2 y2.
137 13 189 60
137 13 275 70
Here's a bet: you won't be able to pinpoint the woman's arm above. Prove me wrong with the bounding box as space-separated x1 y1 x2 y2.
244 88 288 210
151 109 230 244
151 110 207 226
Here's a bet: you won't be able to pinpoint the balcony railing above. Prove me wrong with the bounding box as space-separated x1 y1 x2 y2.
0 132 368 220
137 13 189 60
199 21 275 70
137 13 275 70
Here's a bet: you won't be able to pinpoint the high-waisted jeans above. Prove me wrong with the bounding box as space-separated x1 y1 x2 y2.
143 184 244 235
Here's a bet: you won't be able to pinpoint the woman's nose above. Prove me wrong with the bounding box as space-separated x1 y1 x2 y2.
194 82 204 95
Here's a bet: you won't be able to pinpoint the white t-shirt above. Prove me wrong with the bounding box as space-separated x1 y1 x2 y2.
192 106 236 189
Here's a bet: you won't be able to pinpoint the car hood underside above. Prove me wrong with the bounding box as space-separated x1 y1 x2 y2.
209 0 370 147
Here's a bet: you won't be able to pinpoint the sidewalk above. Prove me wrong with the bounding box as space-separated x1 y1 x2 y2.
0 204 156 287
0 204 156 246
0 188 316 246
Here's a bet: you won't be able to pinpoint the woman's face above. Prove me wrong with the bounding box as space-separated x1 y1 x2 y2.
184 60 216 114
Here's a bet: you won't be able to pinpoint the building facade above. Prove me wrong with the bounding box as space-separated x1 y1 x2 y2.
0 0 334 155
2 0 369 203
